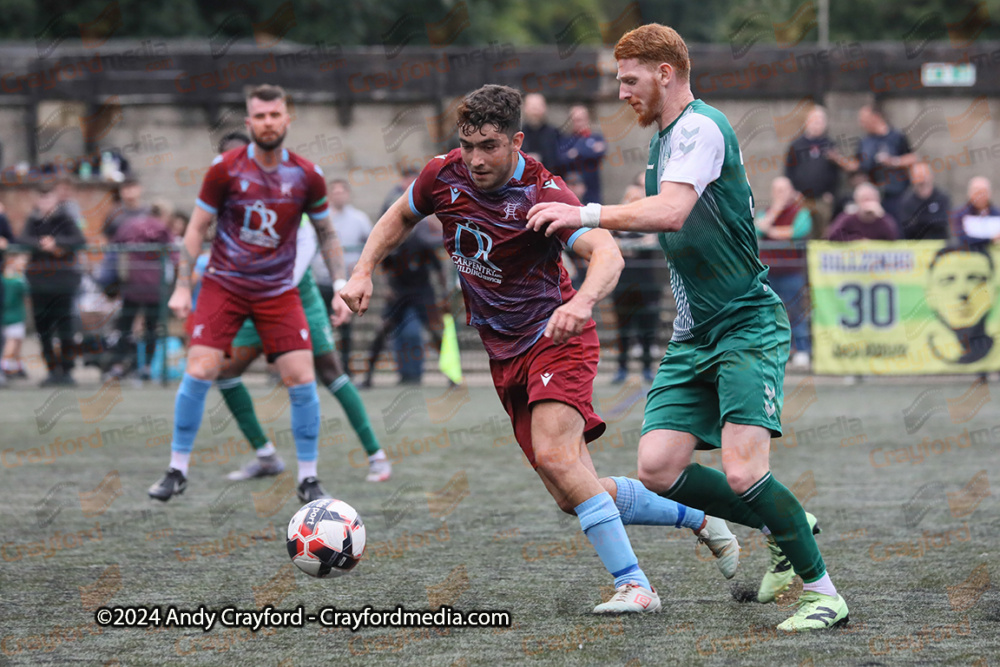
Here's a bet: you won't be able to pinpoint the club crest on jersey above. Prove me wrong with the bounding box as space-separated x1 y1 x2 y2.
501 202 520 220
452 221 502 284
240 200 280 248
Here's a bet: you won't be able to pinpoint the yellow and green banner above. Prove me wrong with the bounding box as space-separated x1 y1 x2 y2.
808 241 1000 375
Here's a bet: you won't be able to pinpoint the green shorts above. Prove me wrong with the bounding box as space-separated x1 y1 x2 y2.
642 305 790 448
232 270 335 357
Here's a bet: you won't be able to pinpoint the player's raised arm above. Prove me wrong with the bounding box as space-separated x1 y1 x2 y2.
527 180 699 236
546 228 624 344
340 192 422 316
168 205 214 319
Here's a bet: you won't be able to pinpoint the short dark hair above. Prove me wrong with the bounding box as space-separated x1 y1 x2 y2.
456 85 521 138
35 179 58 194
930 244 995 274
246 84 287 105
218 131 251 153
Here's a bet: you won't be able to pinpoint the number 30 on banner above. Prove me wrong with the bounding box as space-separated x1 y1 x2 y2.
837 283 897 329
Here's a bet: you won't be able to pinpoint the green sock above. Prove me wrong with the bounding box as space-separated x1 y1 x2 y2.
660 463 766 530
218 378 269 451
741 472 826 582
329 375 380 456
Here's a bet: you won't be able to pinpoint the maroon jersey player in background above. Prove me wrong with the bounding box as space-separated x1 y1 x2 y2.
341 84 739 614
149 84 351 503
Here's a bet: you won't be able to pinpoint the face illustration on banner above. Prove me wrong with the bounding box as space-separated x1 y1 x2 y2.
925 247 996 364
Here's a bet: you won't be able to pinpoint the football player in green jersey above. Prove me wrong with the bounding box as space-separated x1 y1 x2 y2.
527 23 847 632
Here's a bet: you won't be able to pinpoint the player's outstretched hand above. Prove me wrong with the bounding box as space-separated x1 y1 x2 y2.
168 286 192 320
340 275 373 316
544 296 591 345
331 293 352 326
526 202 583 237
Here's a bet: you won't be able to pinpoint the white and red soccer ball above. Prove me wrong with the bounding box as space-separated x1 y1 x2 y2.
286 499 366 578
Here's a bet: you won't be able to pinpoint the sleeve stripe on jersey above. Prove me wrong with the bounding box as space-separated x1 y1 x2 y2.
309 196 328 209
195 198 218 215
565 227 593 251
308 209 330 220
407 182 427 219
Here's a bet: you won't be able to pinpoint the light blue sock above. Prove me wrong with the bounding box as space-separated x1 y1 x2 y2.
170 374 212 454
612 476 705 529
288 382 320 463
576 492 651 590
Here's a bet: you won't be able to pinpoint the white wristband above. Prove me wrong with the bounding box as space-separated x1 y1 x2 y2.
334 279 347 292
580 203 602 228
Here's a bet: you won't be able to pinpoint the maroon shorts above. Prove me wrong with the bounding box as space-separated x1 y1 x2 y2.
489 321 606 467
186 277 311 360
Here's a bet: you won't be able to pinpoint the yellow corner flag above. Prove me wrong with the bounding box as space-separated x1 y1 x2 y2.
438 313 463 384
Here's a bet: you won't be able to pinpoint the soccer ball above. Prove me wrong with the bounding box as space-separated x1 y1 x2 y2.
286 499 366 578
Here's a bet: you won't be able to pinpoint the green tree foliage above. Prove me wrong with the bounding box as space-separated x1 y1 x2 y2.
721 0 1000 48
2 0 999 49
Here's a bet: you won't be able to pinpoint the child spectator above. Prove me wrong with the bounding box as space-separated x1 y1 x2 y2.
2 254 28 379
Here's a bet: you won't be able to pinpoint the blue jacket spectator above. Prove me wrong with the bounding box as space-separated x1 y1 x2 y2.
559 105 607 204
521 93 563 174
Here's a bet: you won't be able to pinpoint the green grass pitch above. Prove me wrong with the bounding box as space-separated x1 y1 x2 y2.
1 377 997 666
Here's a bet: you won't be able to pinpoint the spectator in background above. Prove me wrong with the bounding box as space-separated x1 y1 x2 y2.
898 162 951 240
380 166 420 217
107 212 173 381
0 202 13 387
54 173 84 228
611 183 660 384
785 105 839 238
167 210 188 243
952 176 1000 248
102 177 150 240
21 180 86 386
826 182 899 241
829 104 916 228
560 105 607 204
831 171 869 220
755 176 813 369
2 254 28 379
310 179 372 375
150 198 174 226
218 131 251 155
361 218 447 388
521 93 563 171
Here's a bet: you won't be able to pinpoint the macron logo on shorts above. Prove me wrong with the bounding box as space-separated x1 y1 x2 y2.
540 372 553 387
193 324 204 339
300 329 309 341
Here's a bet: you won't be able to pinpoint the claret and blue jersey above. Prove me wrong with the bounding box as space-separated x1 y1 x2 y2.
408 149 592 359
196 144 329 299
